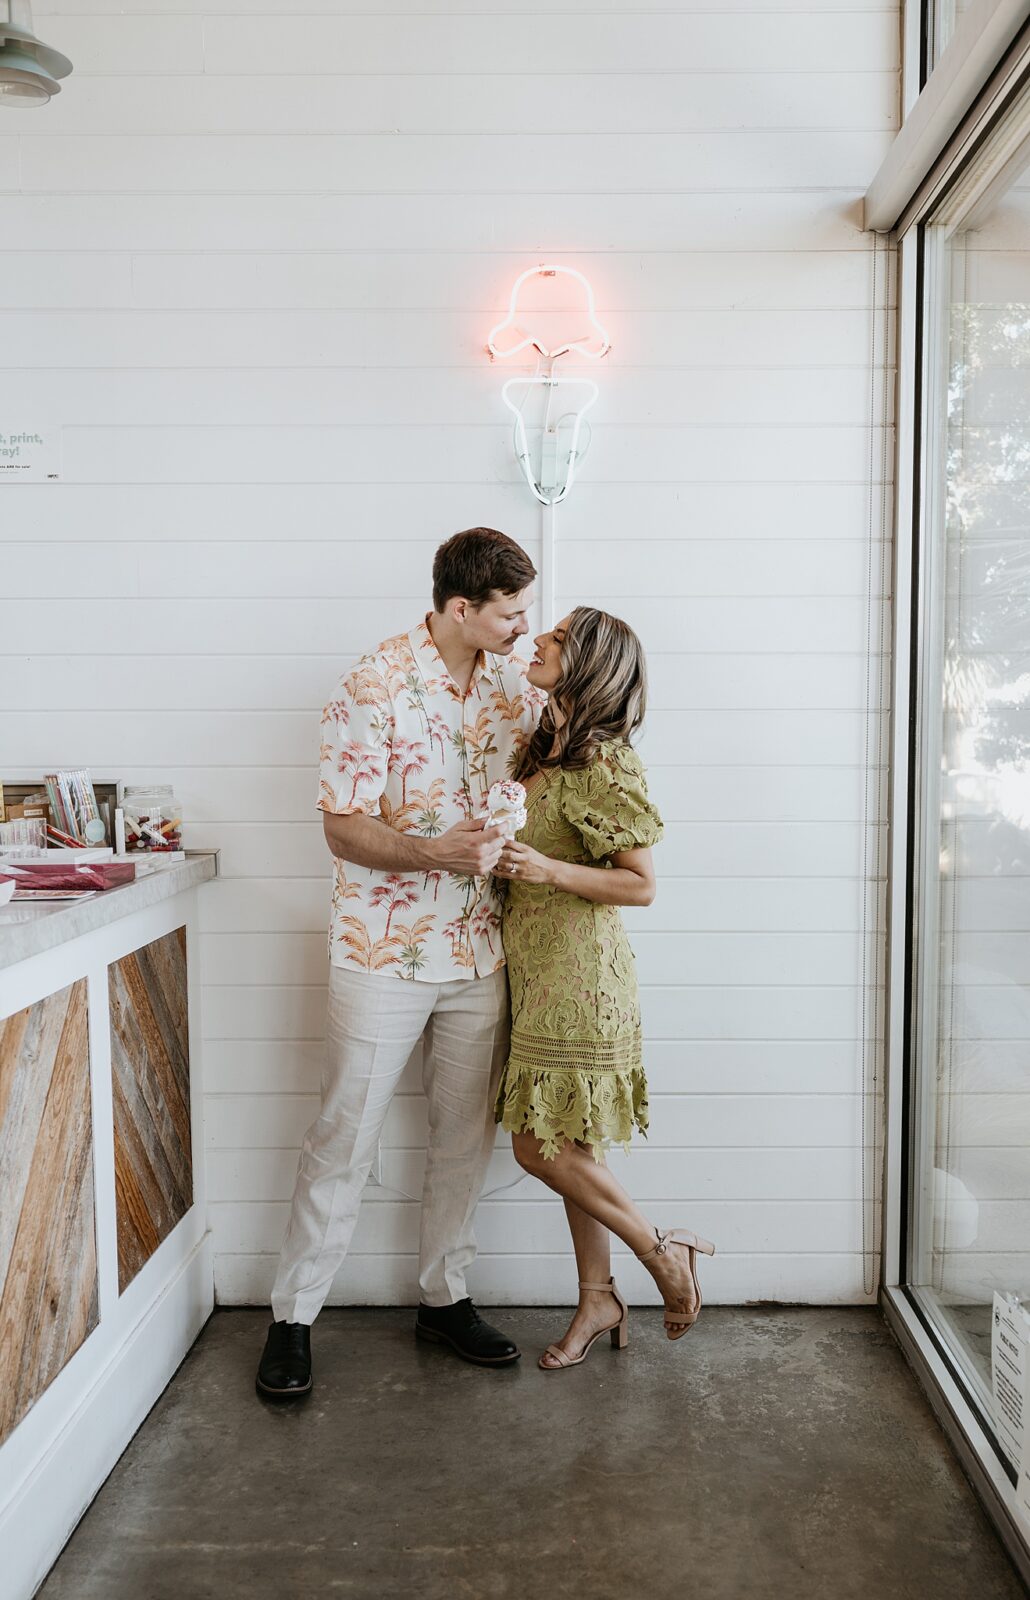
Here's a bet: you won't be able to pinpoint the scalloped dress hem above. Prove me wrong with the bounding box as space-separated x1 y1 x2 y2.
494 1059 650 1162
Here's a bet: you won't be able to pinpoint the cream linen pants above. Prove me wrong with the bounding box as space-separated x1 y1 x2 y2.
270 962 510 1325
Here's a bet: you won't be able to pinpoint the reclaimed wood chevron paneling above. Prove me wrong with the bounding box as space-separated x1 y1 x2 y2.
0 980 98 1445
109 928 193 1294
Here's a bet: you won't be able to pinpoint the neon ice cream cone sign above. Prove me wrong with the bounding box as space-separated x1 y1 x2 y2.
487 264 611 364
487 264 611 507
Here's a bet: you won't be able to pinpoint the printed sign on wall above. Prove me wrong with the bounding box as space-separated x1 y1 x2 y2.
0 429 61 480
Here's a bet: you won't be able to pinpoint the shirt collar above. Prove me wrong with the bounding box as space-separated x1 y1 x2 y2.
410 616 488 696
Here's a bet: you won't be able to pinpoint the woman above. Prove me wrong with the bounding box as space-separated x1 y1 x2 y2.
494 607 715 1370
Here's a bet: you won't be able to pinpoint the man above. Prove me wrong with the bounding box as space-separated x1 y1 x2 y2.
256 528 544 1399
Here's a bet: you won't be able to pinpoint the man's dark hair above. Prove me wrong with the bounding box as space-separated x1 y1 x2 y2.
432 527 537 613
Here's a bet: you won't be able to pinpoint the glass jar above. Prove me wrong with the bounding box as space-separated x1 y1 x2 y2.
122 784 183 853
0 817 46 858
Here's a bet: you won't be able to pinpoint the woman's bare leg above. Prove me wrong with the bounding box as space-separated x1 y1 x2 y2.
565 1194 611 1284
512 1132 700 1346
537 1194 619 1367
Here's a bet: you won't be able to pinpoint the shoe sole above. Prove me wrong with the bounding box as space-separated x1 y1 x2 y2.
415 1324 521 1366
254 1376 313 1402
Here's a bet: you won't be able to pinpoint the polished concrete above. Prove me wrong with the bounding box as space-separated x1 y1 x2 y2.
38 1306 1028 1600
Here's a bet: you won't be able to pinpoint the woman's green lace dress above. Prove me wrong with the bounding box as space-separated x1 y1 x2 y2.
494 740 664 1159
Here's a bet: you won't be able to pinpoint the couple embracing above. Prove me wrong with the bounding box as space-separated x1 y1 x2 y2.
256 527 714 1398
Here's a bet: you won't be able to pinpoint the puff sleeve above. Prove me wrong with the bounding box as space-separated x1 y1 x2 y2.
316 662 393 817
560 742 664 861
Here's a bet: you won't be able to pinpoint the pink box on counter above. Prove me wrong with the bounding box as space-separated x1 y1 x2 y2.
0 861 136 893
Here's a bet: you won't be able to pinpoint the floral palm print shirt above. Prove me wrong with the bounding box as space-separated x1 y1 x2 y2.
318 617 545 982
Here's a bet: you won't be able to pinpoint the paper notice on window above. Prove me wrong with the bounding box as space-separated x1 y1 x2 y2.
1019 1356 1030 1536
0 428 61 480
992 1292 1029 1471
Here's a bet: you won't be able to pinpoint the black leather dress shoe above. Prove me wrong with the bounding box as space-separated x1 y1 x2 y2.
255 1319 312 1401
415 1299 520 1366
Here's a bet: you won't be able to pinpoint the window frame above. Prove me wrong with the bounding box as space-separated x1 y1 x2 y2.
880 55 1030 1581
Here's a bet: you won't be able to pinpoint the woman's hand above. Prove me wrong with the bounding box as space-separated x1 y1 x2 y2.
494 840 555 885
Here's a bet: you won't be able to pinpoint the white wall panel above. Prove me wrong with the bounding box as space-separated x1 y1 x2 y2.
6 70 899 137
196 930 870 990
0 254 132 307
0 762 882 831
0 537 885 600
210 1252 875 1308
0 191 874 253
123 252 887 312
13 14 204 72
0 140 20 188
0 366 886 428
17 132 893 196
0 652 878 713
0 1 896 1307
33 1 896 15
199 984 876 1046
206 1145 867 1206
204 1091 863 1153
182 821 883 881
202 1036 866 1097
195 875 881 936
0 596 887 655
0 707 880 771
208 1196 868 1260
0 482 878 542
48 421 886 489
0 73 899 136
197 14 897 76
0 310 875 367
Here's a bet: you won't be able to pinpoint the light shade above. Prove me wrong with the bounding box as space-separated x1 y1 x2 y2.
0 13 73 107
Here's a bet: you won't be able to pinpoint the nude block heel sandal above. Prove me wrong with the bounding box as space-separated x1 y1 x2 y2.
636 1228 716 1340
538 1278 629 1371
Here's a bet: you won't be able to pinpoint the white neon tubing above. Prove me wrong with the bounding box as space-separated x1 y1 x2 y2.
541 500 556 629
500 375 598 507
488 264 612 362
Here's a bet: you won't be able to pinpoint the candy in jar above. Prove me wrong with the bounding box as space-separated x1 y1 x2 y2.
122 784 183 852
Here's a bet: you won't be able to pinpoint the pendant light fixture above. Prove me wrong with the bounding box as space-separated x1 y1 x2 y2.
0 1 72 106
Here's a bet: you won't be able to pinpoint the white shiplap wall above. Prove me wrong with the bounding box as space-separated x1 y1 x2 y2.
0 1 898 1307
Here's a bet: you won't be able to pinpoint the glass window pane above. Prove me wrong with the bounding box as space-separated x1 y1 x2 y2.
910 157 1030 1414
927 0 977 70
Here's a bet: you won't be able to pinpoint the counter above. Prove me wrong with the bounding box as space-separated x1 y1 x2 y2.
0 851 217 965
0 851 218 1600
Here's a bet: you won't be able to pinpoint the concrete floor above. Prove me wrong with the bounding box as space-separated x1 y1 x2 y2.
39 1306 1028 1600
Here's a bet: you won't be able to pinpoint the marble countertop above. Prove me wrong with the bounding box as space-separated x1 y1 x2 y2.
0 851 219 968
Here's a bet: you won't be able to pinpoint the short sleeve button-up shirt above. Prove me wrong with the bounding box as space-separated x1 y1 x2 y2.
318 617 546 982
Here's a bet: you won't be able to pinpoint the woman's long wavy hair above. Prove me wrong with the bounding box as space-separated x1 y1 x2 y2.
516 606 648 780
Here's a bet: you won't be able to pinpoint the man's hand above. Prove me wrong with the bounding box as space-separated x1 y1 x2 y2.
428 817 506 877
322 811 505 877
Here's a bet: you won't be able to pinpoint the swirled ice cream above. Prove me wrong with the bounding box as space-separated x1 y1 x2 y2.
483 779 527 840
